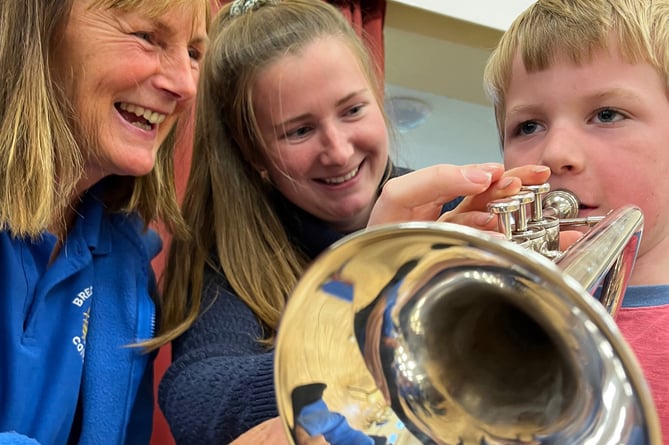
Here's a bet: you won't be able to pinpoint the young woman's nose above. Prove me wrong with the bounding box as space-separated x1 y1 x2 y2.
319 123 354 166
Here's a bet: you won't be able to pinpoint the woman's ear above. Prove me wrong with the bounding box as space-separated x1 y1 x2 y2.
259 169 271 182
251 160 271 183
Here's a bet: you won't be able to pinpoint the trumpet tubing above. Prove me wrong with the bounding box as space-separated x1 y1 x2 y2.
274 188 661 444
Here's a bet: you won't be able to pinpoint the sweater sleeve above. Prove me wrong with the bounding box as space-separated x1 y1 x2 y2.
158 267 278 444
0 433 41 444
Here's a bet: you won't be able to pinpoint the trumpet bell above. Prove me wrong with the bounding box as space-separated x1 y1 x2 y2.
275 209 661 444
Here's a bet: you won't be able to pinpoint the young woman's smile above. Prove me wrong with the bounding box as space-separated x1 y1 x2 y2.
253 36 389 233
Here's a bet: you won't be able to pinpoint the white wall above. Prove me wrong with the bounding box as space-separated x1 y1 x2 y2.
386 84 502 169
383 1 536 168
390 0 536 31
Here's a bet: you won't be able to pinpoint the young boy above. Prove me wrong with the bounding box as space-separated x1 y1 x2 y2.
484 0 669 439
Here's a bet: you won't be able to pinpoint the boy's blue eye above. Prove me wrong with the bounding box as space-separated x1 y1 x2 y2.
594 108 623 123
519 121 540 135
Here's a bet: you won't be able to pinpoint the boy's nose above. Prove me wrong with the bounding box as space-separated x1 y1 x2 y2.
540 129 586 176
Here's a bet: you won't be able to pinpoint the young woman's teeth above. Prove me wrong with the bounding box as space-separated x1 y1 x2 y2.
324 167 359 184
119 102 167 130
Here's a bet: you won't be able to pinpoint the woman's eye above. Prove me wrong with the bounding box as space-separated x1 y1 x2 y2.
133 31 155 44
593 108 624 123
188 47 203 61
345 104 364 117
286 126 312 139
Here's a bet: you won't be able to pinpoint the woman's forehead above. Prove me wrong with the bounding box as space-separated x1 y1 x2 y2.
89 0 208 19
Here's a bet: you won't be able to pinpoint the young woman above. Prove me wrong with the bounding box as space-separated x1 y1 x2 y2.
158 0 550 443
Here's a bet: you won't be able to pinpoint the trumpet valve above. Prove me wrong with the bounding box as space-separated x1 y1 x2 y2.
543 189 580 219
511 191 536 233
521 183 551 222
488 197 520 240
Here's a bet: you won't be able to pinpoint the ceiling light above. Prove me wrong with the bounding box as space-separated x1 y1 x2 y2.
385 96 432 132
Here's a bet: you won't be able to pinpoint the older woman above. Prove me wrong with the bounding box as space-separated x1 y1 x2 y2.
0 0 209 443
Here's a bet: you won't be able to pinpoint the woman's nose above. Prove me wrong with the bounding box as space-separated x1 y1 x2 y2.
155 52 198 103
319 124 354 166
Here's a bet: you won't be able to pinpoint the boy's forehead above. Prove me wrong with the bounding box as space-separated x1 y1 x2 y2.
506 43 667 110
514 44 607 78
515 30 655 76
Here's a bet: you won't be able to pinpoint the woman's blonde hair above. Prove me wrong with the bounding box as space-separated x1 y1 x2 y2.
158 0 386 347
0 0 209 239
484 0 669 145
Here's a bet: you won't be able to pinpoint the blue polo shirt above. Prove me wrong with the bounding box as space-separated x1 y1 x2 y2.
0 189 161 444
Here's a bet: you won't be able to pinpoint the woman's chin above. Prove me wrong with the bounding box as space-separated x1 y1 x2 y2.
326 206 373 232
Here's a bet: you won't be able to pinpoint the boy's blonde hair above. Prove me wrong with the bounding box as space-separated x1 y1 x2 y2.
484 0 669 144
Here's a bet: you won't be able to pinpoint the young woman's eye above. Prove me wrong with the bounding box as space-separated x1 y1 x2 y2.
286 126 312 140
345 104 364 117
593 108 625 123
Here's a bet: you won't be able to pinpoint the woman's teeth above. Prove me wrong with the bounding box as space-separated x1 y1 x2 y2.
323 166 359 184
118 102 167 130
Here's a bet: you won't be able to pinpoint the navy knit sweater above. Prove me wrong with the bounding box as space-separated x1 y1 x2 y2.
158 168 461 444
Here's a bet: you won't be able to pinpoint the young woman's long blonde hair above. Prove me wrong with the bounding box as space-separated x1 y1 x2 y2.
158 0 386 347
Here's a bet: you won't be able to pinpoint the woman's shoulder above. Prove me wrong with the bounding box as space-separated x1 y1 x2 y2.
103 210 162 261
200 263 261 321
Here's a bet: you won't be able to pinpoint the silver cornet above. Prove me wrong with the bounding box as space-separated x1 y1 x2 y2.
487 184 600 258
274 185 661 444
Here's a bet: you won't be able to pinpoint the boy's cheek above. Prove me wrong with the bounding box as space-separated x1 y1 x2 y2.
503 149 531 169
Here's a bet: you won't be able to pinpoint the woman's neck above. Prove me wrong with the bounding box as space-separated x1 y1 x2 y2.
328 205 374 234
46 197 82 261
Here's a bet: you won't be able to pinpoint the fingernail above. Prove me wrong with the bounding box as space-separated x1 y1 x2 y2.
463 167 492 185
479 162 503 172
497 177 514 189
534 165 550 173
477 212 495 226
